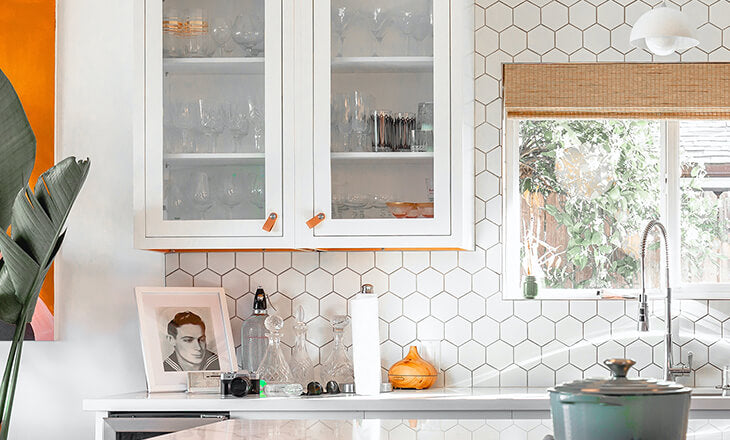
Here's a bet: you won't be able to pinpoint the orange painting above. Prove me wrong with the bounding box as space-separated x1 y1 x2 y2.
0 1 56 340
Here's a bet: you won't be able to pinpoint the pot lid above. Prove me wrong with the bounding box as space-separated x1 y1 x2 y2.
550 359 691 396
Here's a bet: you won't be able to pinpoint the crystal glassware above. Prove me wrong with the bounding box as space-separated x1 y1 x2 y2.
372 110 394 152
228 103 250 152
256 314 293 384
218 171 246 219
332 93 352 152
411 11 432 56
189 170 214 219
172 101 198 153
289 306 315 388
363 6 391 56
332 2 353 57
197 99 227 153
349 91 372 152
165 173 187 220
183 8 211 58
247 97 265 153
163 9 183 58
210 18 233 57
321 315 355 385
393 112 416 151
248 172 265 210
232 14 264 57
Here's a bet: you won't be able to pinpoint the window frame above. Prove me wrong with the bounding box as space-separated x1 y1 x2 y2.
503 119 730 300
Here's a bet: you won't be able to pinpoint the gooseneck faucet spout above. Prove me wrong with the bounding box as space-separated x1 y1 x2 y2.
638 220 691 381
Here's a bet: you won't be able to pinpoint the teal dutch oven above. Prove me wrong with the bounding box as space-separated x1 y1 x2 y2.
548 359 691 440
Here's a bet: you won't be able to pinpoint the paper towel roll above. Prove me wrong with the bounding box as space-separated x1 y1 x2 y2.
351 287 382 396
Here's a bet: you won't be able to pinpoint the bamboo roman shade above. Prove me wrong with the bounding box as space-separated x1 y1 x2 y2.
503 63 730 120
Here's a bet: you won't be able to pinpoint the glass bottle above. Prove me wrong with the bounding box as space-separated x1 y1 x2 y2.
256 314 292 384
321 315 355 385
240 286 268 372
289 306 315 387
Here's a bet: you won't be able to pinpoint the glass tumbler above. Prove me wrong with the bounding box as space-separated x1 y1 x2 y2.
183 8 210 57
417 102 434 151
163 9 182 58
372 110 393 152
393 112 415 151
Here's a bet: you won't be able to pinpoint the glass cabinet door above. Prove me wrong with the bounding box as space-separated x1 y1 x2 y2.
145 0 282 238
312 0 451 237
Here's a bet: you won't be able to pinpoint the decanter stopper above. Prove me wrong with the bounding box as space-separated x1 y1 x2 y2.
256 314 292 384
321 315 354 385
289 306 315 388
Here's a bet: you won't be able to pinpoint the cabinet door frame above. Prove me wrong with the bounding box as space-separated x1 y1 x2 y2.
134 0 296 249
295 0 474 250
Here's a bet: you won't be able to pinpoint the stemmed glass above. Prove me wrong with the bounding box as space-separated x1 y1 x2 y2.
248 97 265 153
411 11 432 56
332 93 352 152
349 91 371 151
248 172 265 211
397 7 417 56
172 101 198 153
232 14 264 57
210 18 233 57
331 2 353 57
218 171 246 219
198 99 227 153
165 175 187 220
363 6 391 56
228 103 250 152
189 171 214 219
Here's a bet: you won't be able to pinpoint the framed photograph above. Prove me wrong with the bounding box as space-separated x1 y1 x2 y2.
135 287 237 392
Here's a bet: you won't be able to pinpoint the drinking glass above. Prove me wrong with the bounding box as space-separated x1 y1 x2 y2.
163 9 182 58
228 103 250 152
172 101 198 153
189 171 214 219
210 18 233 57
183 8 211 58
396 8 416 56
349 91 372 151
248 172 265 210
218 171 246 219
416 101 434 152
331 2 353 57
165 175 187 220
232 14 264 57
372 110 393 152
393 112 415 151
197 99 227 153
332 93 352 152
362 7 391 56
411 11 432 56
248 97 265 153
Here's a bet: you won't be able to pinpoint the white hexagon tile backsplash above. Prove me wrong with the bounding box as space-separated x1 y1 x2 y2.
166 0 730 387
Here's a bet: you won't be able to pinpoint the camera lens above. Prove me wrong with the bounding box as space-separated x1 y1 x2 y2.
229 377 251 397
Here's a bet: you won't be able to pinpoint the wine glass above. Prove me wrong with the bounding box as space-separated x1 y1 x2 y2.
396 6 417 56
248 172 265 211
228 102 250 152
210 18 232 57
218 171 246 219
197 99 227 153
362 6 391 56
332 93 352 152
411 11 432 56
189 171 214 219
165 175 187 220
331 2 353 57
172 101 198 153
248 97 265 153
349 91 372 151
232 14 264 57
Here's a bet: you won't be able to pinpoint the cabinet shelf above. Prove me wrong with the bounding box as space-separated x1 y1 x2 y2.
331 57 434 73
331 152 433 163
164 57 265 74
164 153 265 166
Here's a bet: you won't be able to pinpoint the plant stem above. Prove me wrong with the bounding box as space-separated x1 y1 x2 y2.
0 332 24 440
0 317 25 420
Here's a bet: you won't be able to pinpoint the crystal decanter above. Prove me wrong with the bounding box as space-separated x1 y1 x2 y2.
289 306 315 387
255 314 292 384
321 315 355 385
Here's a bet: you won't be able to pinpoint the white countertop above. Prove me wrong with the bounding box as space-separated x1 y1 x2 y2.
83 387 730 413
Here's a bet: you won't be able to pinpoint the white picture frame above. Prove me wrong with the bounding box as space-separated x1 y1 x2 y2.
135 287 237 392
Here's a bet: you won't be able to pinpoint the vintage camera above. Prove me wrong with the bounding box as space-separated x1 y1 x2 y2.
220 372 260 398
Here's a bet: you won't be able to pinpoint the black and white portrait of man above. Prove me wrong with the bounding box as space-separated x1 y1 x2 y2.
162 310 220 372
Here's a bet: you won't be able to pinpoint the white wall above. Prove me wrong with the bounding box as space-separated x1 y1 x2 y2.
0 1 161 438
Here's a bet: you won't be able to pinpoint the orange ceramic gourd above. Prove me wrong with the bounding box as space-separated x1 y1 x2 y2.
388 346 438 389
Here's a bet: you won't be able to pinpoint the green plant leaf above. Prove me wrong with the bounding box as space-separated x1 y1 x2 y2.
0 69 36 231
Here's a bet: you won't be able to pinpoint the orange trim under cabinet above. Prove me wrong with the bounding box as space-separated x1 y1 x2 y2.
150 247 467 253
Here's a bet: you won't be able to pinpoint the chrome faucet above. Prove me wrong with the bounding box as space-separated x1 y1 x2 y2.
637 220 692 381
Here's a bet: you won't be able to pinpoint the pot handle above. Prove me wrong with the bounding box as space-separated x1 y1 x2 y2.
559 394 623 407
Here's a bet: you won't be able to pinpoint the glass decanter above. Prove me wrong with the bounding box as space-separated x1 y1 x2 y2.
321 315 355 385
289 306 315 387
255 314 292 384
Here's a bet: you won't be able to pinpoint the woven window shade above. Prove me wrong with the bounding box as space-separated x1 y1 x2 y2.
503 63 730 120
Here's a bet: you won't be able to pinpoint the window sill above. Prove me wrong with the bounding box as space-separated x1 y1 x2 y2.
503 286 730 301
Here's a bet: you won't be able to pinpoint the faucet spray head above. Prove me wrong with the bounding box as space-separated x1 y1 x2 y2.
637 295 650 332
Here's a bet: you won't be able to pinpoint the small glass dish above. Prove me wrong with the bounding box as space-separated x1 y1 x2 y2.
387 202 416 218
416 202 434 218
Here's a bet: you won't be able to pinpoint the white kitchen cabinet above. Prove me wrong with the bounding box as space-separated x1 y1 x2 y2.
134 0 473 250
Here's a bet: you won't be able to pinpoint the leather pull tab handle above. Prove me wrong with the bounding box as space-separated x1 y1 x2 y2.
262 213 278 232
306 213 326 229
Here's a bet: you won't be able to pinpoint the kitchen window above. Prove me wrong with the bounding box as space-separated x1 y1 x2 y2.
501 63 730 300
505 119 730 299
